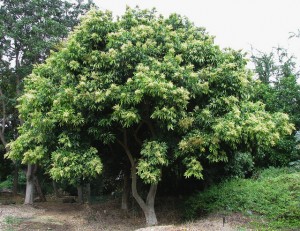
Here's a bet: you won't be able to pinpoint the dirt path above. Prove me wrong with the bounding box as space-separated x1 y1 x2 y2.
0 200 250 231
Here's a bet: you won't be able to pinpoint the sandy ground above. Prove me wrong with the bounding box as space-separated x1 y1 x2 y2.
0 196 251 231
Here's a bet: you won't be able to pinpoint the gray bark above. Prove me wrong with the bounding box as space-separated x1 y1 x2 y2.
24 164 35 204
118 129 158 226
131 164 158 226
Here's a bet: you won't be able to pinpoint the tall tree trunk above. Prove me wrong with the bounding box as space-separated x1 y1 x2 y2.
24 164 35 204
77 185 83 204
121 167 131 210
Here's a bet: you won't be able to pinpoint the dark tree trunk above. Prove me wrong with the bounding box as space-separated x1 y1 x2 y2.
121 167 131 210
24 164 35 204
52 180 60 198
77 185 83 204
12 163 19 196
86 183 91 204
34 174 46 202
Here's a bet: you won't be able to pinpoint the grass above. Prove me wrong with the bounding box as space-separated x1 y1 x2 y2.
184 167 300 230
3 215 24 231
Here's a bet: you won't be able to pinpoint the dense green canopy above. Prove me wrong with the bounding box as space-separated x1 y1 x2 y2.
7 8 294 185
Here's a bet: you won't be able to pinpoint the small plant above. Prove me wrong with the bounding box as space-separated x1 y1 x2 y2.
3 216 24 231
4 216 22 225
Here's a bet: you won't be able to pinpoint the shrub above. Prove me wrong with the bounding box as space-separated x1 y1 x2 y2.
184 167 300 229
0 171 26 191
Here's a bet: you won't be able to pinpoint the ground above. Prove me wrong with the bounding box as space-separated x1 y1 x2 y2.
0 194 251 231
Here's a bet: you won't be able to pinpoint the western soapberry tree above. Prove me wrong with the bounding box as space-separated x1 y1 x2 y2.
8 8 294 225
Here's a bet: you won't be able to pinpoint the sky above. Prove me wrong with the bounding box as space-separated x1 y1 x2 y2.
94 0 300 67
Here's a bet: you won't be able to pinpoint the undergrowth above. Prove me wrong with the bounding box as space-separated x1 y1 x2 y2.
184 167 300 230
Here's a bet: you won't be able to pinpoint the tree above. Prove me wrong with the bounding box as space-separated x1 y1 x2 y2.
251 46 297 84
0 0 95 202
252 47 300 166
8 8 293 225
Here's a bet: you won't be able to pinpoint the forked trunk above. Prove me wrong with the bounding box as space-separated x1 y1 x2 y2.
131 164 158 226
118 129 158 226
24 164 35 204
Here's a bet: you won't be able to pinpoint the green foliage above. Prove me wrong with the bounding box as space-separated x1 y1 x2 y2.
0 171 26 190
49 147 102 184
251 47 297 84
7 7 293 186
3 216 24 231
137 141 168 184
224 152 254 178
4 216 23 225
0 0 95 185
251 47 300 167
184 167 300 229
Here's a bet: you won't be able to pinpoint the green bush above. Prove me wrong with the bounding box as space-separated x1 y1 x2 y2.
224 151 254 178
0 171 26 191
184 167 300 229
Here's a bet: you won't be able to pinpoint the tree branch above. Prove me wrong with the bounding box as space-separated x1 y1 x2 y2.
131 163 147 211
116 129 135 167
133 122 143 146
143 119 156 138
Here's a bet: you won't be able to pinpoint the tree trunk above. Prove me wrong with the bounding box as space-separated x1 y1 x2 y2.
52 180 60 198
12 164 19 196
34 175 46 202
131 164 158 226
145 205 157 226
121 167 131 210
118 130 158 226
86 183 91 204
77 185 83 203
24 164 35 204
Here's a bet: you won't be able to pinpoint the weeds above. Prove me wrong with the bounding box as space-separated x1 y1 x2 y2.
184 167 300 230
3 215 23 231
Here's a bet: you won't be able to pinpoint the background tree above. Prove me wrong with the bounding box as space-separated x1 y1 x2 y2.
0 0 95 201
251 47 300 166
8 8 293 225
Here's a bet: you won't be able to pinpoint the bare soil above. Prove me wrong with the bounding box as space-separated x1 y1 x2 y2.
0 195 251 231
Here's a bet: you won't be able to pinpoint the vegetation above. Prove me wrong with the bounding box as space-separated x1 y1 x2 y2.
184 167 300 230
251 47 300 167
5 7 294 226
0 171 26 191
0 2 299 229
0 0 95 198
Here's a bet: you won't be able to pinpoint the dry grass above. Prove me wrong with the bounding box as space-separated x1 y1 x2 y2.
0 195 251 231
